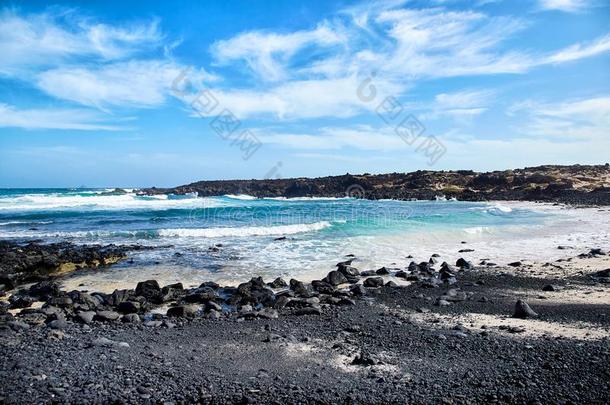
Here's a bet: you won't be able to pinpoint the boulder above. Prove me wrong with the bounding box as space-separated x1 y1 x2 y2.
326 270 348 286
385 281 399 288
376 267 390 275
75 311 96 324
8 294 35 309
512 300 538 319
237 278 276 305
118 301 141 314
95 311 121 322
184 287 216 303
167 304 198 318
28 281 60 298
311 280 335 294
205 301 222 312
108 289 133 306
456 258 474 269
363 277 384 288
338 264 360 278
395 270 408 279
268 277 288 288
135 280 162 302
289 279 311 297
121 313 141 323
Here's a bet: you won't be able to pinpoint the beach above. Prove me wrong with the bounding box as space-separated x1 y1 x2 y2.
0 188 609 403
0 245 609 403
3 0 609 401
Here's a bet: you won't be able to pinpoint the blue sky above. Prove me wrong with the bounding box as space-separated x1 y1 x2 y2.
0 0 609 187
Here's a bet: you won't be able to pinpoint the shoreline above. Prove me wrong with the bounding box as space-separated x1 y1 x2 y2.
1 246 609 403
1 195 609 403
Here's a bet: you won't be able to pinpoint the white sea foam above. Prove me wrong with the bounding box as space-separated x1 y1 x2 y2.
469 203 513 215
0 221 333 239
265 196 349 201
0 220 53 226
223 194 258 200
158 221 332 238
0 193 228 212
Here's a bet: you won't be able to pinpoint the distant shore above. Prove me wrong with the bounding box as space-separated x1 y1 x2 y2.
140 164 610 206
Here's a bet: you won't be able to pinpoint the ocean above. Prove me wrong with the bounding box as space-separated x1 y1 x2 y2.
1 188 608 292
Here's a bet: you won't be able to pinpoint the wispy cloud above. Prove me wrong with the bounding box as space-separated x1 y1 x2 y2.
37 61 216 109
200 2 610 122
508 96 610 138
189 75 402 120
544 34 610 64
0 103 129 131
537 0 597 13
258 125 409 150
431 89 495 118
211 22 346 82
0 9 163 76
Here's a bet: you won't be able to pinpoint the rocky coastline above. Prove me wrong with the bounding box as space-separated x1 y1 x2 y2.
0 241 152 291
140 164 610 206
1 240 609 403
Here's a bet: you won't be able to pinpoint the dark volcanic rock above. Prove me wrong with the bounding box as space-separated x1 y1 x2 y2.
268 277 288 288
28 281 60 298
363 277 384 288
312 280 335 294
135 280 162 302
456 258 474 269
9 294 35 309
293 307 321 316
236 277 277 305
0 241 134 289
95 310 121 322
289 279 311 297
75 311 96 324
325 270 348 286
351 351 378 366
139 165 610 206
591 268 610 282
350 284 367 296
108 289 133 306
117 301 141 314
513 300 538 319
167 304 198 318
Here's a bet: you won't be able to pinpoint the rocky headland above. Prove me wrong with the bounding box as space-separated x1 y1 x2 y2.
140 164 610 206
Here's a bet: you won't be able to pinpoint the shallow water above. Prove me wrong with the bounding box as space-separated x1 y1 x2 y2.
1 188 608 291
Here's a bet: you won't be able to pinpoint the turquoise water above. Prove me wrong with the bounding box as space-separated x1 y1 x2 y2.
0 188 558 288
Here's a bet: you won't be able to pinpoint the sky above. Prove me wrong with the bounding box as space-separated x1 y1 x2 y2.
0 0 609 188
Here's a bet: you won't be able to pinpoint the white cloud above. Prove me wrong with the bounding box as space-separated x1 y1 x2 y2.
0 9 163 76
258 125 409 150
201 2 610 123
508 96 610 138
432 89 494 117
211 23 346 82
537 0 596 12
544 34 610 64
190 74 403 120
0 103 128 131
36 61 216 109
